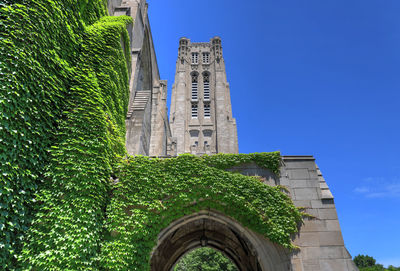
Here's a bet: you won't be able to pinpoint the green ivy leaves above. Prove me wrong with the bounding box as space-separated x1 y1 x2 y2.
20 15 132 269
101 153 303 270
1 0 131 269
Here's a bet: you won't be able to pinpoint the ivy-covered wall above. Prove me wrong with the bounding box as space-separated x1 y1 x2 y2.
101 153 303 270
1 1 303 270
0 0 131 269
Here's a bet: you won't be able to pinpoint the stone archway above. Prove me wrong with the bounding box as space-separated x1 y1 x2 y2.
150 210 292 271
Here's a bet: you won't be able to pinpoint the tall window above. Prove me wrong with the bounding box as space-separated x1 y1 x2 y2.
191 52 198 64
202 52 210 64
191 103 198 118
204 103 210 118
191 75 198 100
203 73 210 100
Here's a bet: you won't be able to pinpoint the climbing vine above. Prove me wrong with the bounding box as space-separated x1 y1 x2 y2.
0 0 131 269
101 153 303 270
202 151 281 175
20 15 132 271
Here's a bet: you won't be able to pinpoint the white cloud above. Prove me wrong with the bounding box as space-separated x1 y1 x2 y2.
387 183 400 193
354 186 370 193
354 177 400 199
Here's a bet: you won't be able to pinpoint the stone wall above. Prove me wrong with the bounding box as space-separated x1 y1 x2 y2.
228 157 359 271
110 0 171 156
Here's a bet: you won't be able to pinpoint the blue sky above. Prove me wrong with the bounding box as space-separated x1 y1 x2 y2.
147 0 400 266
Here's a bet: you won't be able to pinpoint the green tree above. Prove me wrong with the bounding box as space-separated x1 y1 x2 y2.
359 265 385 271
354 255 400 271
354 255 377 268
174 247 238 271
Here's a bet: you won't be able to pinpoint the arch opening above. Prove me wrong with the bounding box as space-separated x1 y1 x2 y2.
150 211 291 271
173 247 238 271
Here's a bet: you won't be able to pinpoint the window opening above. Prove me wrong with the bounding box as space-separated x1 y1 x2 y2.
191 103 198 118
190 130 199 137
203 74 210 100
202 52 210 64
191 52 198 64
204 103 210 118
192 75 198 100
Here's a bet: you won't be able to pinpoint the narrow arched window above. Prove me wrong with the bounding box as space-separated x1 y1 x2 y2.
202 52 210 64
203 73 210 100
191 103 198 118
204 103 210 118
191 74 198 100
191 52 198 64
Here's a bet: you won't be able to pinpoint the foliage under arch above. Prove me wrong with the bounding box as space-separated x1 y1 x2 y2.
174 247 238 271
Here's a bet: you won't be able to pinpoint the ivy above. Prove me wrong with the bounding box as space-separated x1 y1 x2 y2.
0 0 131 269
202 151 281 175
101 153 303 270
20 15 132 271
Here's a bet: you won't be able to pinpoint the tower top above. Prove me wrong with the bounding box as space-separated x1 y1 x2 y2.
178 36 222 45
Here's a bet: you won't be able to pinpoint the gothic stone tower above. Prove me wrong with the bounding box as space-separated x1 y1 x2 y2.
169 37 238 155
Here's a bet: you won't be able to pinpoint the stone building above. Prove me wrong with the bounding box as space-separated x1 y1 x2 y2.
111 0 172 156
169 37 239 155
108 0 358 269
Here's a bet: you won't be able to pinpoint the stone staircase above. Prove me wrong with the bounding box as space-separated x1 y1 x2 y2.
127 90 151 119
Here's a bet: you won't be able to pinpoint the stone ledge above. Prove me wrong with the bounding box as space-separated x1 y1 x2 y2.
282 155 315 161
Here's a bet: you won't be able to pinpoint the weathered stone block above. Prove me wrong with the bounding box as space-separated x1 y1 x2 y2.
302 259 321 271
293 188 319 200
321 188 334 199
301 247 321 260
300 219 327 232
292 200 312 208
318 208 338 220
291 258 304 271
311 199 335 209
319 259 348 271
293 232 320 247
318 231 344 246
325 219 342 231
319 246 346 259
289 179 319 188
319 182 329 189
285 161 316 169
289 169 310 179
308 169 319 180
